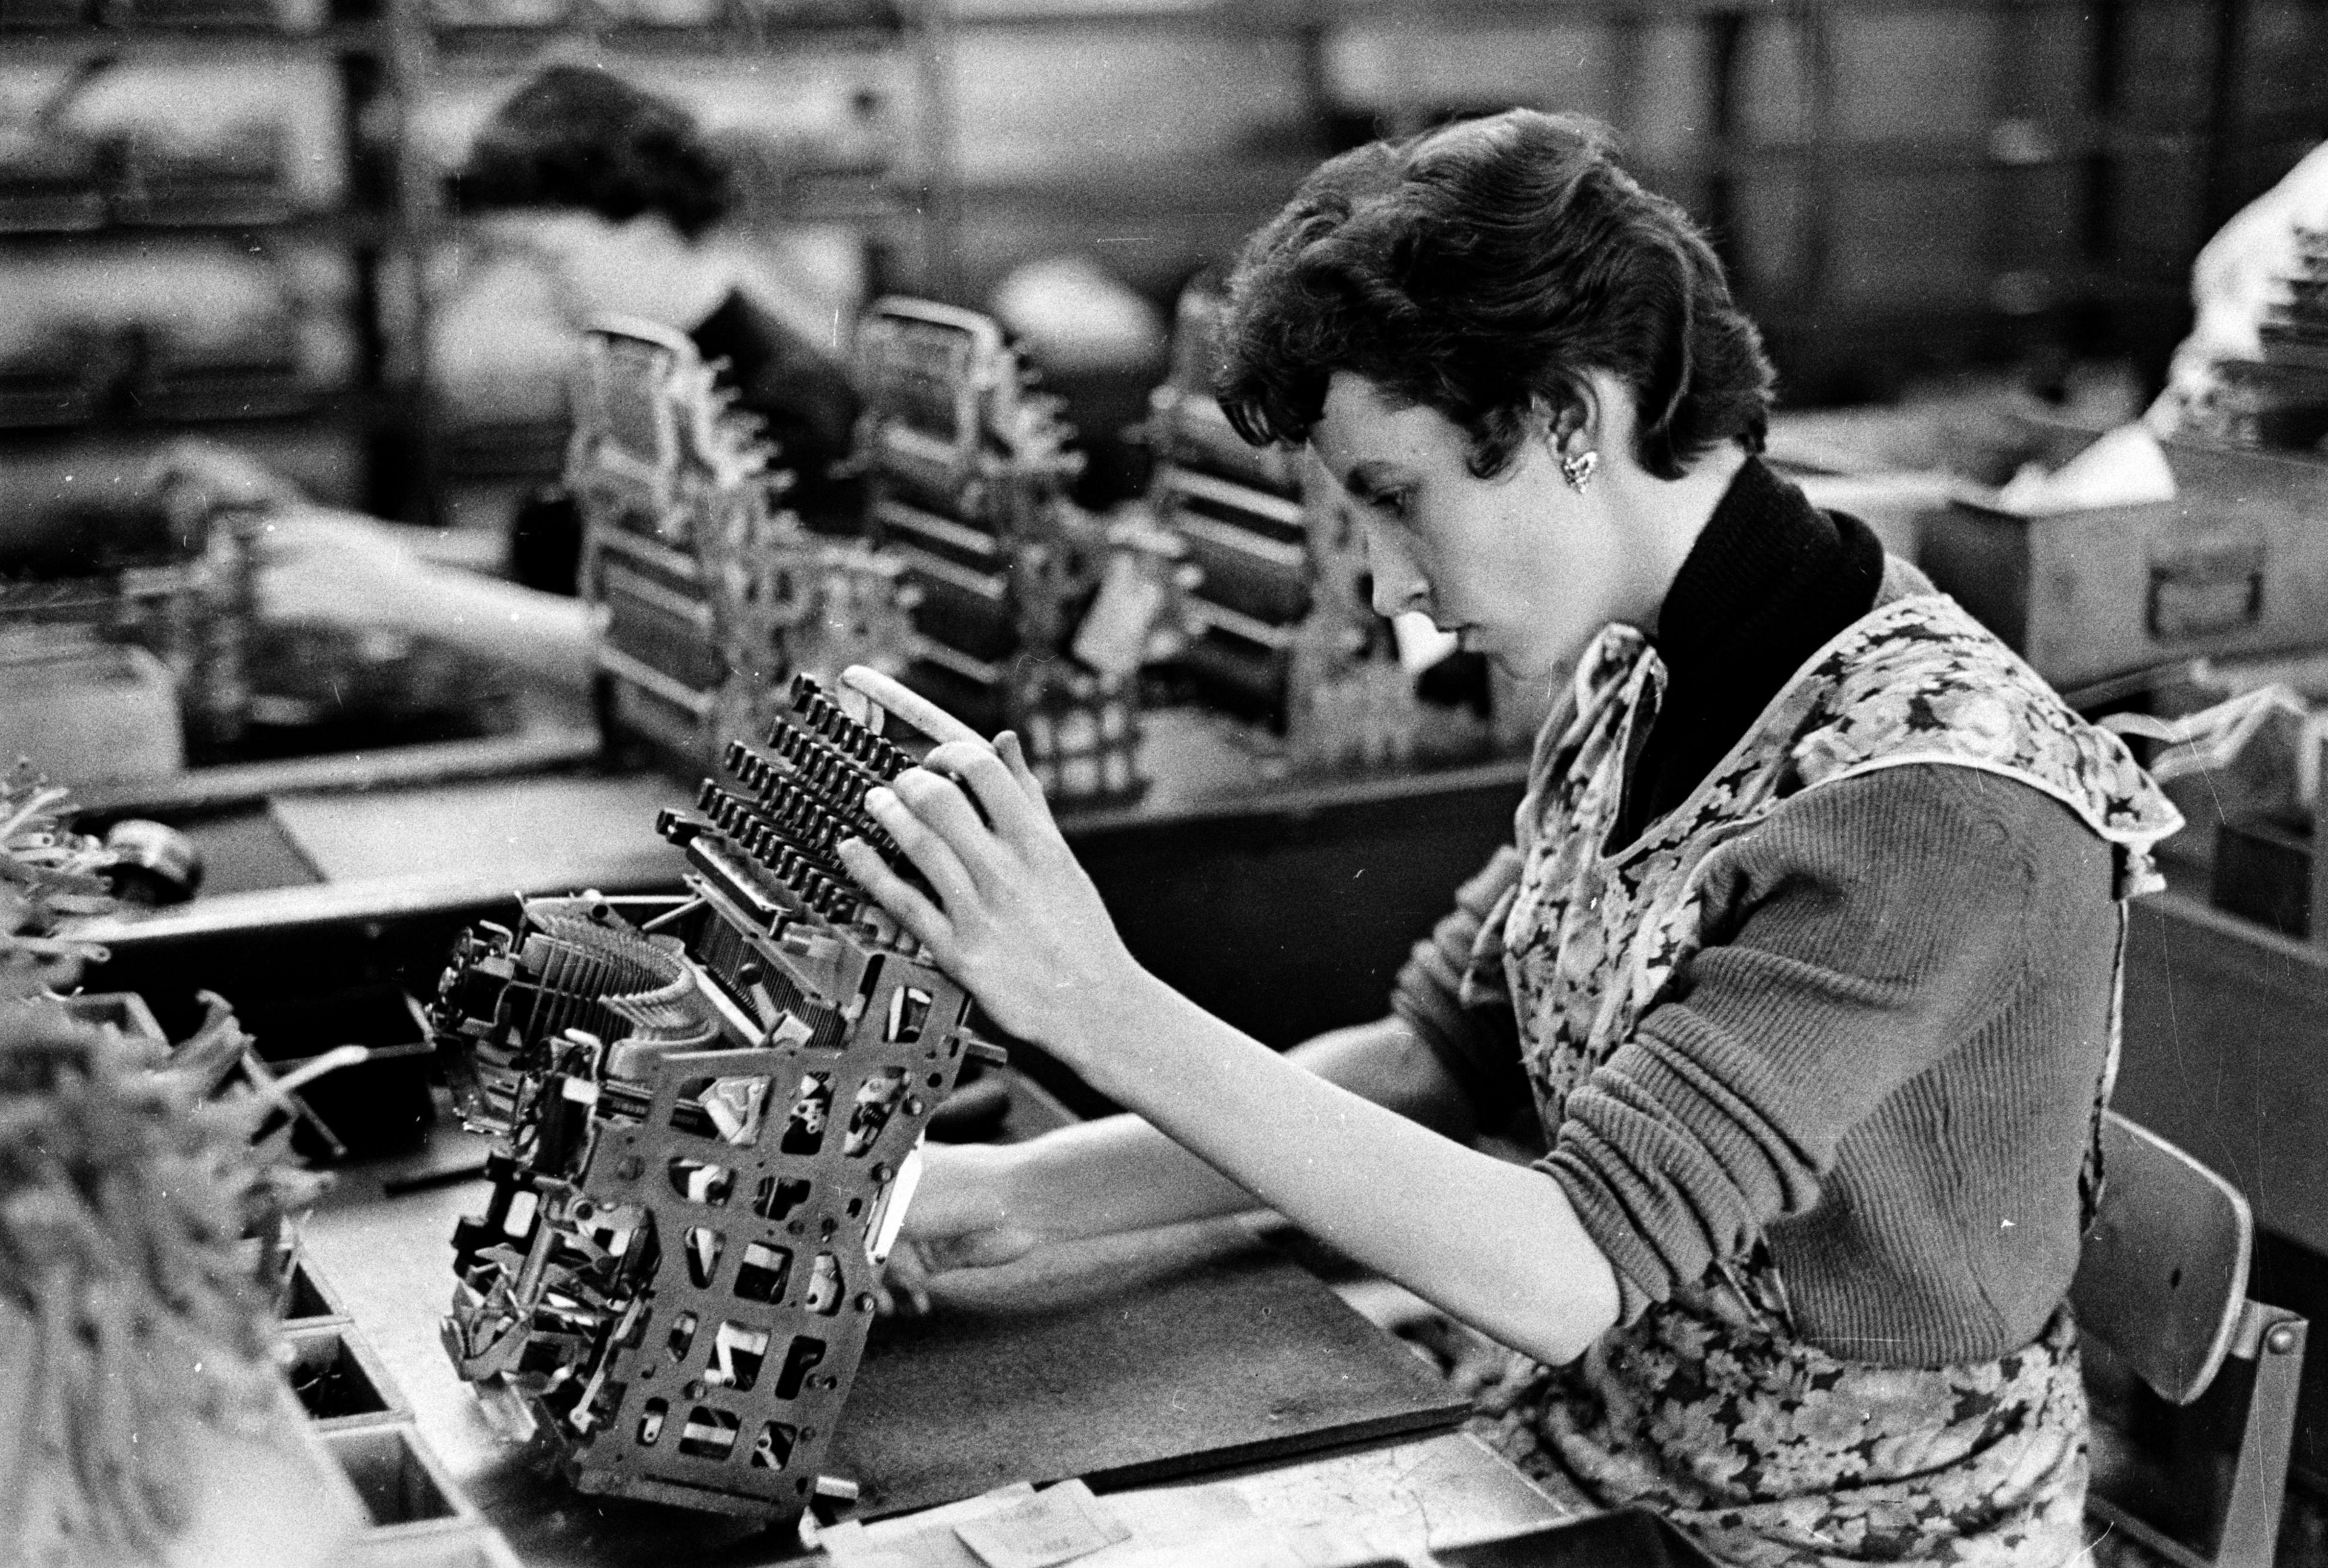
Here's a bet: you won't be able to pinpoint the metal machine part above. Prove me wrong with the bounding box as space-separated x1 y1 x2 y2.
432 673 998 1526
571 315 915 772
1146 277 1491 771
0 485 256 761
101 817 203 905
852 298 1145 802
1145 277 1312 721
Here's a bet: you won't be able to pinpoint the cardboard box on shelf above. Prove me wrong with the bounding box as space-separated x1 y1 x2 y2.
1920 440 2328 691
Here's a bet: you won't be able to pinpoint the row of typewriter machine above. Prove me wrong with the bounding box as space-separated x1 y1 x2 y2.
568 281 1508 807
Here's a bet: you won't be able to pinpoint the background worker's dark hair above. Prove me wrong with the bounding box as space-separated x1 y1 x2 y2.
453 66 732 240
1216 110 1774 481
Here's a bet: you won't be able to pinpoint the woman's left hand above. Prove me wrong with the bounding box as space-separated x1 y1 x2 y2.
835 731 1143 1059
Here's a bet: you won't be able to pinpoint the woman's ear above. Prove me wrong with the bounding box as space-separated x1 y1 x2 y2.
1537 382 1600 460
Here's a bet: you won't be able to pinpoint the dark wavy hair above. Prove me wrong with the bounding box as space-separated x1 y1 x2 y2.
453 67 731 239
1216 110 1773 481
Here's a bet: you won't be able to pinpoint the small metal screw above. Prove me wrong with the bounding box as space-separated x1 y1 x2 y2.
2267 1324 2302 1355
904 1098 924 1116
787 1220 804 1235
820 1218 837 1238
855 1294 876 1313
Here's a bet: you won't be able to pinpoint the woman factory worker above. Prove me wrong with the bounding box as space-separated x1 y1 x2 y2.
455 65 865 585
839 109 2182 1567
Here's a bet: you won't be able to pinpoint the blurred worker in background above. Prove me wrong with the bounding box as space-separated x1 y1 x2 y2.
454 65 866 589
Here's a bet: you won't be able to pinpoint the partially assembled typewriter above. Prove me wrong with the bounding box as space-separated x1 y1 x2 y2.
570 316 915 770
854 298 1148 802
432 672 998 1525
1146 276 1496 771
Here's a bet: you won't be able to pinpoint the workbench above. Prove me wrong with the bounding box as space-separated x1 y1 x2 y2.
78 710 1530 1104
293 1098 1578 1568
75 661 2328 1504
69 704 1579 1561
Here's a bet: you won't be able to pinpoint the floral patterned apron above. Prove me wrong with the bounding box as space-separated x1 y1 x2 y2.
1476 591 2181 1567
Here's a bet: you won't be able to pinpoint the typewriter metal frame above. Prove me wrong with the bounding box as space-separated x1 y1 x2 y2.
572 315 913 770
1146 278 1497 770
853 297 1144 801
434 676 997 1526
1144 279 1314 722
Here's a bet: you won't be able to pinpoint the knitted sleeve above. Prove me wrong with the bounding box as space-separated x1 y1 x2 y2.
1539 764 2110 1315
1387 845 1535 1137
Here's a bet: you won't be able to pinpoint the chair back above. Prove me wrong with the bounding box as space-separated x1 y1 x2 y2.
2071 1111 2253 1406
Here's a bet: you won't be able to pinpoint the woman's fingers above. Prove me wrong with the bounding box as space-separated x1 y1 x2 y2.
879 1242 935 1318
836 838 952 952
923 740 1049 847
880 768 1011 882
866 780 1000 908
994 732 1057 830
840 665 985 747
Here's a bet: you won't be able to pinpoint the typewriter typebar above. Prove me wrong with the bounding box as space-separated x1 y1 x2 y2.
572 315 914 770
432 673 999 1525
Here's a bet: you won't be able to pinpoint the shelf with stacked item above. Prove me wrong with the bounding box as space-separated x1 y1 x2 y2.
2199 227 2328 454
0 1 423 536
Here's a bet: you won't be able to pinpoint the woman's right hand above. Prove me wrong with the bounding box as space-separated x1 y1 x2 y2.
877 1141 1049 1316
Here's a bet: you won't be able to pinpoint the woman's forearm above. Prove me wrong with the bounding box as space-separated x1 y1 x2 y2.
1062 969 1619 1367
395 568 595 694
1014 1014 1482 1243
836 726 1613 1361
257 507 597 695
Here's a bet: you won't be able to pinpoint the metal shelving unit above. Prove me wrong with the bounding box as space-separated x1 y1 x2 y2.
4 0 2320 523
401 0 949 525
933 0 2328 405
0 5 429 513
0 0 948 524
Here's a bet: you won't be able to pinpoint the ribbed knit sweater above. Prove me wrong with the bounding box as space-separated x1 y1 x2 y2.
1394 462 2123 1368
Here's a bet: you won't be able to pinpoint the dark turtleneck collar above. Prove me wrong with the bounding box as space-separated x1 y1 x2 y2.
1617 455 1885 844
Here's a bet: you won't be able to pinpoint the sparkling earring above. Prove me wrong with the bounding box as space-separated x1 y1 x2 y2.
1560 450 1600 492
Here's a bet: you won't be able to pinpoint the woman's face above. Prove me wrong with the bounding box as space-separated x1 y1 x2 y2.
1308 372 1642 681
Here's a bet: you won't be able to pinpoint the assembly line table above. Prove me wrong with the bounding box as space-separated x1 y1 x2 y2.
296 1119 1577 1568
